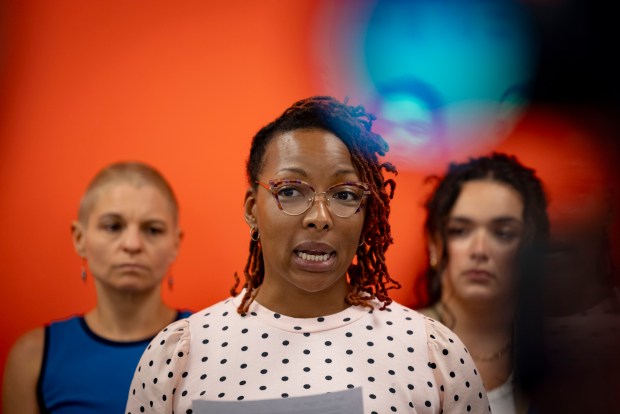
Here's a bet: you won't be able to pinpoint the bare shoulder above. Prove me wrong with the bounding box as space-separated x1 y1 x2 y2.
7 327 45 362
2 327 45 414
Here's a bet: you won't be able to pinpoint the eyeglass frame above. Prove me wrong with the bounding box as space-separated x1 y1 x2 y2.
255 179 371 218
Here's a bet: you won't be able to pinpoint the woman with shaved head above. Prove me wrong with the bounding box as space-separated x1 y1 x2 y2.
3 161 191 414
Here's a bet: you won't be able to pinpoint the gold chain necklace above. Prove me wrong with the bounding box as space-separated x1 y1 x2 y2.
471 341 512 362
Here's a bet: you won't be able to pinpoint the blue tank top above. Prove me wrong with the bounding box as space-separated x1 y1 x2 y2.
37 311 192 414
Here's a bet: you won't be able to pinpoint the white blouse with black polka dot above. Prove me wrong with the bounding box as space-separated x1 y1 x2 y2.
126 294 490 414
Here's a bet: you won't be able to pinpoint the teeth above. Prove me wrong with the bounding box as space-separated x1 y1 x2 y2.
297 251 331 262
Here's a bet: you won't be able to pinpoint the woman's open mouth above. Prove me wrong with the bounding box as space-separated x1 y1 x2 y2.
296 251 334 262
292 244 337 272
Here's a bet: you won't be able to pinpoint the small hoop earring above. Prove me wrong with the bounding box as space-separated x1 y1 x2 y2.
358 237 365 247
81 259 87 282
250 227 260 242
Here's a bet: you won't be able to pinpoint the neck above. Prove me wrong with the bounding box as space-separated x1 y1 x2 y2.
436 295 514 390
438 295 514 335
255 279 351 318
85 282 175 341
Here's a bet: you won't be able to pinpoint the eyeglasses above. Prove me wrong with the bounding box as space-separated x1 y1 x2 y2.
256 179 371 218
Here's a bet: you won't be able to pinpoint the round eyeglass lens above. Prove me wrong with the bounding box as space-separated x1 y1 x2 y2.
275 182 366 217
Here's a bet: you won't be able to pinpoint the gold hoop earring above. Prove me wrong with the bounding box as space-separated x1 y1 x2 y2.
358 237 365 247
250 227 260 242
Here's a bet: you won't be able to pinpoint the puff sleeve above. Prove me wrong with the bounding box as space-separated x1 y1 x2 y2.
125 318 191 414
425 317 491 413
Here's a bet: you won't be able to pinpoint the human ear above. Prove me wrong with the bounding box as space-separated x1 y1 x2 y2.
428 244 438 269
243 188 258 228
71 221 87 258
427 232 443 270
170 228 183 261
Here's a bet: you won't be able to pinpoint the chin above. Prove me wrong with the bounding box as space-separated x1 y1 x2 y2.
465 288 515 306
114 280 161 294
459 286 501 302
291 275 345 295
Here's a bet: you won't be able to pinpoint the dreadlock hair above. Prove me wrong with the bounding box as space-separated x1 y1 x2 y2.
231 96 400 314
421 152 550 307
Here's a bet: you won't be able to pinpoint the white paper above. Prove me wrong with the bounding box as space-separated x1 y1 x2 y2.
192 387 364 414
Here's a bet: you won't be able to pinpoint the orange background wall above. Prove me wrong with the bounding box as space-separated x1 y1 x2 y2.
0 0 434 382
1 0 618 397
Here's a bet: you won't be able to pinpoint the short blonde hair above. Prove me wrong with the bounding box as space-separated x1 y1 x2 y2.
78 161 179 224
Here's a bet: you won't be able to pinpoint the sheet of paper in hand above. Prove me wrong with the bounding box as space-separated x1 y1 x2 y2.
192 387 364 414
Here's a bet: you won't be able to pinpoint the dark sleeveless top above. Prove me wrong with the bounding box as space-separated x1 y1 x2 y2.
37 311 192 414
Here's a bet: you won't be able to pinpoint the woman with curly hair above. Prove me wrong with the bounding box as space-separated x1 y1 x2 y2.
418 153 550 414
125 96 490 414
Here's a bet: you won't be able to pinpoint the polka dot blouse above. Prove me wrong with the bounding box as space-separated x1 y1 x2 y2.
126 293 490 414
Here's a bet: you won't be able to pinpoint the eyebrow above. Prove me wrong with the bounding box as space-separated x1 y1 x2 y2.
448 216 524 225
97 213 123 220
274 167 359 178
274 167 308 177
97 213 168 225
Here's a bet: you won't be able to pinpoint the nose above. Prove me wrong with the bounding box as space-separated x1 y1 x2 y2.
470 230 489 262
121 225 144 254
302 193 333 231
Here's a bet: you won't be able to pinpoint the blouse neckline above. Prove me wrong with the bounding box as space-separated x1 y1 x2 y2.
229 293 380 333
